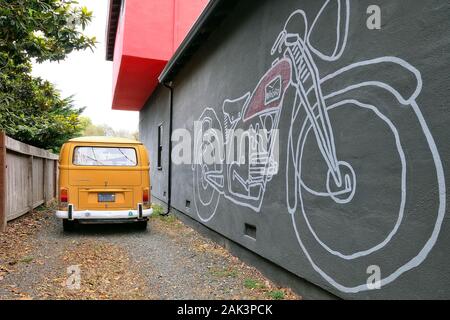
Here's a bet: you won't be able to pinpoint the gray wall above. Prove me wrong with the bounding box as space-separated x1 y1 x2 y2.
140 0 450 299
140 86 170 206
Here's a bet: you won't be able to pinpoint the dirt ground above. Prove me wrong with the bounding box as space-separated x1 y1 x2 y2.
0 204 300 300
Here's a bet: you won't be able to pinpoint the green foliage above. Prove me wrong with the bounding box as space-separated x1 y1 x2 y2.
20 256 34 264
209 267 238 278
151 204 165 216
79 116 107 136
80 116 139 140
0 0 96 152
243 279 266 290
267 290 285 300
0 0 96 64
0 67 86 152
150 204 178 224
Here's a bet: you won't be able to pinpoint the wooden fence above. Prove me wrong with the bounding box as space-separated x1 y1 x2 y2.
0 132 59 232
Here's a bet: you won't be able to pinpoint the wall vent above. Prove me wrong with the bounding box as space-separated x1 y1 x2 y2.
185 200 191 209
244 223 257 240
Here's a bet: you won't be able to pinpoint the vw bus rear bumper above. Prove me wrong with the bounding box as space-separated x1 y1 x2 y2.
56 207 153 221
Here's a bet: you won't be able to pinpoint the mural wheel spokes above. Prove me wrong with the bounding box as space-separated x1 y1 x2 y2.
289 98 445 293
193 108 223 222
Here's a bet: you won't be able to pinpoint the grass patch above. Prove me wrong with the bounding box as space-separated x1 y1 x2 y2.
243 278 265 290
20 256 34 264
151 204 165 216
34 201 57 212
162 214 177 223
151 204 178 224
267 290 285 300
210 267 238 278
34 205 47 212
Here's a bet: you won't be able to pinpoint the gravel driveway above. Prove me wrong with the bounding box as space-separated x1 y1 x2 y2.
0 205 299 300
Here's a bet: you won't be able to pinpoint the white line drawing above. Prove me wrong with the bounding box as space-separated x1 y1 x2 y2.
193 58 290 218
192 0 446 293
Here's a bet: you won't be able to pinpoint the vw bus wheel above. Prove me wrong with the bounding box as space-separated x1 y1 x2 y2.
63 219 76 232
135 220 148 231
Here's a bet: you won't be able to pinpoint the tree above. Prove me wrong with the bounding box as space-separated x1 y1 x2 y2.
79 117 112 136
80 116 139 140
0 0 96 152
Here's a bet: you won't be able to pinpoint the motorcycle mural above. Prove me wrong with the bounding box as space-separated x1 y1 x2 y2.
192 0 446 293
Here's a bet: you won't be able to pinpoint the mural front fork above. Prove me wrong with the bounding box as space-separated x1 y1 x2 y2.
286 41 356 205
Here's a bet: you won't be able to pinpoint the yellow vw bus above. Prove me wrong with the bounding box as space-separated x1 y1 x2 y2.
56 136 152 231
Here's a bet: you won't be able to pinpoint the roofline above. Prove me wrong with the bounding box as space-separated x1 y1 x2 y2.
68 136 142 144
158 0 238 84
105 0 122 61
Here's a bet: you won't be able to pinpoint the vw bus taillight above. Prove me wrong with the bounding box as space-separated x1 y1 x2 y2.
60 188 68 205
143 188 150 205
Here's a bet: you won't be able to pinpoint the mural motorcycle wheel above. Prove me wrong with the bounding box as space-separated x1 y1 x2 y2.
193 108 223 222
289 92 446 293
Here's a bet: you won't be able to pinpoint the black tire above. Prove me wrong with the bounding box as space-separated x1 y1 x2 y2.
135 220 148 231
63 219 76 232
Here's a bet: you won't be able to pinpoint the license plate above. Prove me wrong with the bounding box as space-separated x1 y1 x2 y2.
98 193 115 202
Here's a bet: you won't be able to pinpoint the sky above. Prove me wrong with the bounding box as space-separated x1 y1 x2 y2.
32 0 139 132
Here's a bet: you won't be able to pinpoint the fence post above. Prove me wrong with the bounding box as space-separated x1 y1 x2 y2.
28 155 34 214
54 159 58 199
0 132 6 232
43 158 48 204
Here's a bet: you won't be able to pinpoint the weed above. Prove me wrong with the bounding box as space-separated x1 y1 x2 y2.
210 267 238 278
20 256 34 264
151 204 178 224
267 290 285 300
151 204 165 216
244 278 265 290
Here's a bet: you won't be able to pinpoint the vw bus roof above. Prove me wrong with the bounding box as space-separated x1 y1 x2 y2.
68 136 142 144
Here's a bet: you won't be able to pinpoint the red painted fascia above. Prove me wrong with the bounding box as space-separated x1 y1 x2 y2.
112 56 167 111
110 0 208 111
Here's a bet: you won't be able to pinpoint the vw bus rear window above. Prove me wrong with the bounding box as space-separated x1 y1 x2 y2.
73 147 137 167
